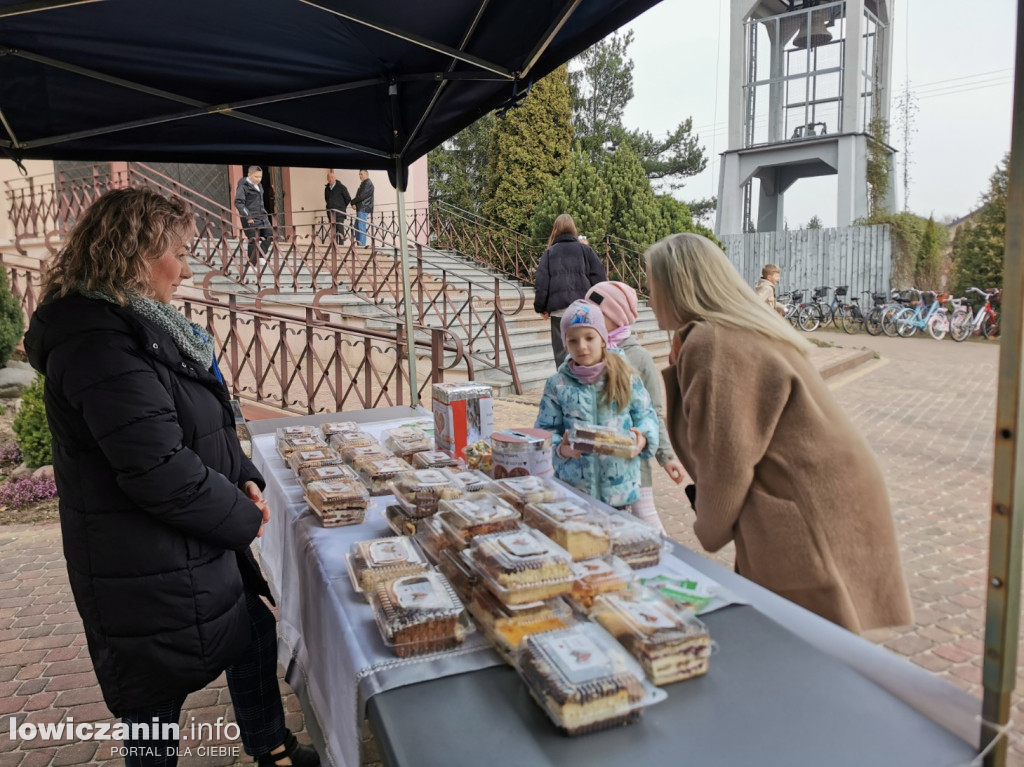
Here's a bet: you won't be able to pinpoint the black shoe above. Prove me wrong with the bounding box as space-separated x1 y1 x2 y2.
256 730 320 767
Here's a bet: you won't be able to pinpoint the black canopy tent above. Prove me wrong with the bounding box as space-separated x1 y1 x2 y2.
0 0 661 400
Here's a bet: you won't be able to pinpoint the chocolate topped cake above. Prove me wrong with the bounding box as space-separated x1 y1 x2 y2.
370 572 468 658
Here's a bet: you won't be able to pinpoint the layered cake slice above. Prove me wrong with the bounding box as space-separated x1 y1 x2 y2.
517 623 653 735
607 512 664 569
567 424 636 459
298 463 359 489
329 430 378 452
320 420 360 439
467 526 573 604
354 457 414 495
468 588 572 662
568 556 635 611
341 444 393 466
276 434 329 461
370 571 468 658
491 476 563 510
384 427 434 461
304 479 369 528
287 447 342 474
437 495 521 546
391 469 464 518
592 590 711 686
522 499 611 561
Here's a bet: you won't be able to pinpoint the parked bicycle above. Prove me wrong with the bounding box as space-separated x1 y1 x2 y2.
838 290 887 335
881 289 916 337
893 290 949 340
950 287 1001 342
798 286 845 332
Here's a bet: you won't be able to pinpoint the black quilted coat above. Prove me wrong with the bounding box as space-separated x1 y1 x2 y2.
24 295 268 716
532 234 607 314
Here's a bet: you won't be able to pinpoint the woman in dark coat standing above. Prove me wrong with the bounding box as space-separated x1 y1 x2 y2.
533 213 607 367
24 189 319 767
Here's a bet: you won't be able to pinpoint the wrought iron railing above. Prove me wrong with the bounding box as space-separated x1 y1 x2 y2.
3 164 525 392
1 255 471 414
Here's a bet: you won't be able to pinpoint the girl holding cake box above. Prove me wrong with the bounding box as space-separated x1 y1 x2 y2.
585 281 687 533
535 300 660 512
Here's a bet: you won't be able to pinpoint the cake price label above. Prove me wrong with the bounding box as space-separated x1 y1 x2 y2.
614 597 679 630
540 501 588 520
298 450 329 460
311 466 345 479
393 574 452 611
544 634 613 682
452 500 501 522
497 532 548 559
291 437 319 446
367 540 412 565
572 558 615 580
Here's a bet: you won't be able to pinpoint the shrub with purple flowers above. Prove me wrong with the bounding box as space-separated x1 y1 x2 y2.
0 441 21 465
0 474 57 508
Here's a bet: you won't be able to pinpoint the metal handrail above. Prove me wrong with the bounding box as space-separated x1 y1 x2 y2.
0 255 473 414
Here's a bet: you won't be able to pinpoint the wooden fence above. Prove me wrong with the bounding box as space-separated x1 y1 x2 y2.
721 225 892 299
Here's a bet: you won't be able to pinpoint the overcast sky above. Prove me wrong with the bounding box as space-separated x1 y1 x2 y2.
621 0 1016 228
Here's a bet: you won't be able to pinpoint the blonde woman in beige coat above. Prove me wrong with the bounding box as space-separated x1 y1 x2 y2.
646 233 912 633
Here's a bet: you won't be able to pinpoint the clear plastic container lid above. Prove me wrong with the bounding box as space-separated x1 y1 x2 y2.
355 457 414 491
466 526 574 604
411 450 461 469
436 496 521 546
304 479 369 512
330 431 378 451
437 548 479 600
341 443 393 465
298 463 359 487
320 420 361 438
516 622 666 735
413 515 453 563
346 536 432 596
491 428 552 452
491 476 564 508
607 511 666 569
385 427 434 457
522 500 612 561
568 555 637 611
444 469 493 495
383 505 422 537
286 447 342 473
276 434 329 457
590 589 711 685
391 469 464 518
275 425 319 440
370 571 471 657
567 424 636 459
432 381 493 404
468 589 573 657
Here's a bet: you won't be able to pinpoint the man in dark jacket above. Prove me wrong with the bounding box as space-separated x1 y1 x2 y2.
234 166 273 265
350 169 374 247
533 231 607 366
324 169 351 245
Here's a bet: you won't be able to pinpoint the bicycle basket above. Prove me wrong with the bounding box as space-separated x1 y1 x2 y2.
834 286 848 297
791 291 804 303
921 291 936 305
812 287 828 300
872 293 887 306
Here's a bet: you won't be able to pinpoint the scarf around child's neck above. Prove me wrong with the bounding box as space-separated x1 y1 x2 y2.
606 325 631 349
568 359 606 384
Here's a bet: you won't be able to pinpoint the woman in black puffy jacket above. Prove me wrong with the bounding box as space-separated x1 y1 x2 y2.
24 189 318 767
533 213 607 367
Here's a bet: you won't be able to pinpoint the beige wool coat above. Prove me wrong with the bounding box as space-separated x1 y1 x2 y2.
663 320 913 633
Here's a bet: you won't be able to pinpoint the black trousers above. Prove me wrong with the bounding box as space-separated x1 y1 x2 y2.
550 316 567 368
119 591 287 767
243 221 273 265
327 210 347 244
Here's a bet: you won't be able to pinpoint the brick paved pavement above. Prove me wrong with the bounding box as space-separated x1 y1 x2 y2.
0 334 1015 765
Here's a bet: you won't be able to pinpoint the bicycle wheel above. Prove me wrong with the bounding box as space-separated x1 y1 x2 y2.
982 313 1001 339
797 305 821 332
949 310 972 342
819 304 835 328
896 308 918 338
838 306 861 334
881 307 902 337
865 308 884 336
927 313 948 341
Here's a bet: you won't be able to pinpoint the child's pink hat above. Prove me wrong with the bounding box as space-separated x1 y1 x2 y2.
585 281 639 330
560 300 609 346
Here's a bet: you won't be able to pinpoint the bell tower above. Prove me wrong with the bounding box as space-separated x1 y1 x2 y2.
715 0 895 234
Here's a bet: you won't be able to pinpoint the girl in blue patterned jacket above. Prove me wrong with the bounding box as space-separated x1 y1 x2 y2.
535 300 660 510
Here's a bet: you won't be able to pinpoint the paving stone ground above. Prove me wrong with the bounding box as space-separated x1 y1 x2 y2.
0 333 1016 766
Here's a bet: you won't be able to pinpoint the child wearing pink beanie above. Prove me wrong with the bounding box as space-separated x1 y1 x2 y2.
585 282 687 533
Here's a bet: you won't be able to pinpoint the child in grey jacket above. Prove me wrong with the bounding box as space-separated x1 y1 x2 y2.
586 282 687 533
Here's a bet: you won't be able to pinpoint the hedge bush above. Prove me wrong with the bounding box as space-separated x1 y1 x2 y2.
0 268 24 367
13 375 52 469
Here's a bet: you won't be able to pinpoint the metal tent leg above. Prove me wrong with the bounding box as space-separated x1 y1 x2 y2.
395 169 419 406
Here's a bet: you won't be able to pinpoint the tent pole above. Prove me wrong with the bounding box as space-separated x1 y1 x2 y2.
982 2 1024 764
395 163 419 407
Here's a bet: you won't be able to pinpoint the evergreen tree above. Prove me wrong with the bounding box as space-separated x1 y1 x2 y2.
483 66 573 232
655 195 718 243
914 215 947 288
807 215 823 229
530 151 612 244
428 113 495 213
599 144 663 250
0 268 23 367
952 154 1009 294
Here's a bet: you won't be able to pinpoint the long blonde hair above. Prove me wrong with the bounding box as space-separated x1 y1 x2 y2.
548 213 578 246
645 233 812 355
43 188 194 304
